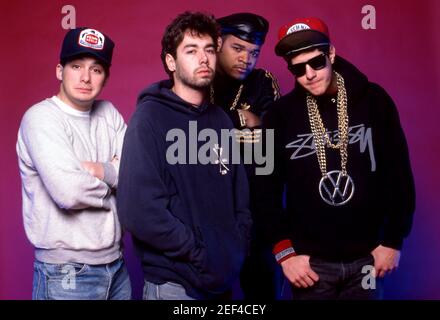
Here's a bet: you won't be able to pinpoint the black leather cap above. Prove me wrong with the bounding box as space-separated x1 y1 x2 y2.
217 13 269 45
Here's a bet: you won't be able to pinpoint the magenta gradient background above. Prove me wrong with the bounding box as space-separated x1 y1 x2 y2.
1 0 439 299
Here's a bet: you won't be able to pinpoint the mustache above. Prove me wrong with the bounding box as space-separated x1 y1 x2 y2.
233 64 249 70
195 66 214 72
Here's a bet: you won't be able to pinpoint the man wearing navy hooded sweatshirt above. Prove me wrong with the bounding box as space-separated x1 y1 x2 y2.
117 11 252 300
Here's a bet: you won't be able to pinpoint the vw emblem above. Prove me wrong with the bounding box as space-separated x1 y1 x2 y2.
319 170 355 206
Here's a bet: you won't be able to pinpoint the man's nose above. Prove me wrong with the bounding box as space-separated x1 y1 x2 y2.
199 51 208 64
80 69 91 82
238 52 250 65
305 64 316 80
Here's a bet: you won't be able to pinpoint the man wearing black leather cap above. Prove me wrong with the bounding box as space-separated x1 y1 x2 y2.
213 13 280 130
212 12 282 300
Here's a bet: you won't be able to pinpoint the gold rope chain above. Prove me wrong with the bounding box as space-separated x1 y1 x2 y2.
306 71 349 177
210 84 244 110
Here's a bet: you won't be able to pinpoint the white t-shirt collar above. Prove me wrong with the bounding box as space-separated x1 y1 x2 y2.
51 96 91 117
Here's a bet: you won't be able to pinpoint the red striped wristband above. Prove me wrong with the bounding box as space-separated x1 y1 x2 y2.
273 239 297 263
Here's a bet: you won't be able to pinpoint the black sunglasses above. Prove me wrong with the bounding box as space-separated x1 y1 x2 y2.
288 53 328 77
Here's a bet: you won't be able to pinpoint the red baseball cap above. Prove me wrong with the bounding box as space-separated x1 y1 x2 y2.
275 17 330 57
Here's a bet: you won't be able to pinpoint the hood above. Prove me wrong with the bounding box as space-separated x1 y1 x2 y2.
137 79 210 116
333 55 369 103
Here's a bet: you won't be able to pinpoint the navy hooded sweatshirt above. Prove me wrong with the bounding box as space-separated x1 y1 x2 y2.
117 80 252 299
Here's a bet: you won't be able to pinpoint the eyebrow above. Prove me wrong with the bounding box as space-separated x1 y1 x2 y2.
231 43 260 52
90 64 104 69
183 43 215 49
231 43 246 49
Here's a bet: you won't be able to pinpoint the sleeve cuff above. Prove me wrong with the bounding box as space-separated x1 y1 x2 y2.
101 187 112 210
102 162 117 188
381 238 404 250
273 239 297 264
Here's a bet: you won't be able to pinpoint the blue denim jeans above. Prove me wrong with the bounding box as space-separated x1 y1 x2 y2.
291 254 383 300
143 280 195 300
32 257 131 300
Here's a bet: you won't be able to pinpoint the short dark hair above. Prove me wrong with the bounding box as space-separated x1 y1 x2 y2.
60 54 110 78
160 11 220 78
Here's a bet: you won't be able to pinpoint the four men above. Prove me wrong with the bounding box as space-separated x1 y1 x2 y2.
17 14 415 300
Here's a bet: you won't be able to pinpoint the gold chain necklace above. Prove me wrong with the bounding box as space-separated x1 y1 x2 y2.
210 84 244 110
210 84 248 127
306 71 354 206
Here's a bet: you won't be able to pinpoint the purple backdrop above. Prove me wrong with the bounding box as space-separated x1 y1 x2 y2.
1 0 439 299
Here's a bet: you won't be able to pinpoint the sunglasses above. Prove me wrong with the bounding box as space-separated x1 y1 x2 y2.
288 53 328 77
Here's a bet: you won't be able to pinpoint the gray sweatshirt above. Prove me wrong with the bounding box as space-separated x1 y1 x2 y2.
16 96 126 264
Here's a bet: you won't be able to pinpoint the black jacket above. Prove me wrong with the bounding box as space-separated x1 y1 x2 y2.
212 68 281 237
117 80 252 298
257 56 415 261
212 68 280 129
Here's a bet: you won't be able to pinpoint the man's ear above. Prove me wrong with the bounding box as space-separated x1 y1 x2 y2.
329 45 336 64
165 53 176 73
56 64 63 81
217 37 223 52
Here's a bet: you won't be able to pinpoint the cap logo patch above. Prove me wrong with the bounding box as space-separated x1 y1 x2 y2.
78 29 105 50
287 23 310 35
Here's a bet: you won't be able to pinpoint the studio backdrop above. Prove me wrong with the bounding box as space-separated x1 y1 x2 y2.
1 0 439 299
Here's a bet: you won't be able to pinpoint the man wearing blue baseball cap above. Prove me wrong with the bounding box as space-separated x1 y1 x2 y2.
16 27 131 300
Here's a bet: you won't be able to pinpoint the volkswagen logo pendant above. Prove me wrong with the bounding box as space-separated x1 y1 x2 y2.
319 170 355 206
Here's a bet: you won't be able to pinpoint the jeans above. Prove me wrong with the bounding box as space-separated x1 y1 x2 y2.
32 257 131 300
291 254 383 300
143 280 195 300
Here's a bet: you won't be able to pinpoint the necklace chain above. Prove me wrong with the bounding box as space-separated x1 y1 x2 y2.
210 84 244 110
306 71 349 177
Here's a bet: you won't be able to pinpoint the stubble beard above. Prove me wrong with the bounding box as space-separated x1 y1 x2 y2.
177 68 214 91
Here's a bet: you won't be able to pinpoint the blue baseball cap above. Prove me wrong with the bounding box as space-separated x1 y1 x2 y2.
60 27 115 67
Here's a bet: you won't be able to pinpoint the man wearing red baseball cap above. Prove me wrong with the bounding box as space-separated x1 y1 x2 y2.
255 17 415 299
